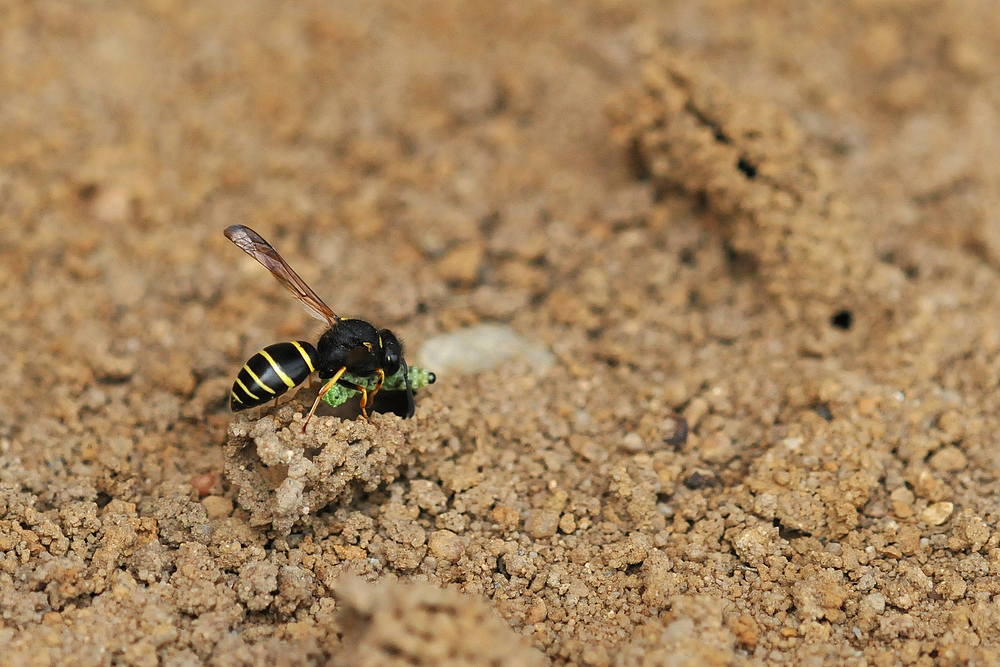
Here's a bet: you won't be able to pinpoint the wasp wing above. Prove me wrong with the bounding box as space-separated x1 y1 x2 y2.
400 359 415 418
225 225 338 326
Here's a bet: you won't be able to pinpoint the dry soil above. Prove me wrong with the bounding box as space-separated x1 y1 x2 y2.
3 2 1000 666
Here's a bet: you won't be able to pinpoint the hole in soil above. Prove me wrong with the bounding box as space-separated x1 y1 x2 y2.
736 157 757 179
831 310 853 330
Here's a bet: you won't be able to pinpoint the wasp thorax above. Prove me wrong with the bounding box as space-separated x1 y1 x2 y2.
225 225 427 423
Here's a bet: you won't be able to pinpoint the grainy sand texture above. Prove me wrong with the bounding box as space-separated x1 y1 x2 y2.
3 3 1000 666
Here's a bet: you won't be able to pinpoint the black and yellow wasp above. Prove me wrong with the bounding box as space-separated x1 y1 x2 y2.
225 224 420 427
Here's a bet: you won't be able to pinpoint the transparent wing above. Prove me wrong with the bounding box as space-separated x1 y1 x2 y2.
224 225 338 326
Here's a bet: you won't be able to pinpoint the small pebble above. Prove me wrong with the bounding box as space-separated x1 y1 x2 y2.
928 446 967 473
93 186 132 224
418 324 554 376
524 509 560 539
428 530 466 563
921 501 954 526
201 496 234 519
190 473 217 497
492 504 521 531
558 513 577 534
435 242 484 285
620 432 645 452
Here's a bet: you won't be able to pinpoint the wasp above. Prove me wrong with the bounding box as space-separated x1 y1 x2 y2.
225 225 430 427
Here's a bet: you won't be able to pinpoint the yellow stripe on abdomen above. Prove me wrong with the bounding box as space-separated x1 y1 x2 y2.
290 341 316 373
243 364 277 394
260 349 296 388
236 376 259 400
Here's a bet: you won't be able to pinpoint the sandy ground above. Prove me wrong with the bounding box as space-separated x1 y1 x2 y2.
3 1 1000 665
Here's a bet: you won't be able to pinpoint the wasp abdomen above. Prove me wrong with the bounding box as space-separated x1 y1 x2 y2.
230 341 318 411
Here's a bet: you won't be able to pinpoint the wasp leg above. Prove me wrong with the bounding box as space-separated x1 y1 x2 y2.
335 377 374 421
369 368 385 408
302 367 347 432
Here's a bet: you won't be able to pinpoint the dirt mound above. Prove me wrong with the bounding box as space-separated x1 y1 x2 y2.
4 3 1000 666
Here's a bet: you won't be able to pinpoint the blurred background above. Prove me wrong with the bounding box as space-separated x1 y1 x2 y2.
3 2 1000 665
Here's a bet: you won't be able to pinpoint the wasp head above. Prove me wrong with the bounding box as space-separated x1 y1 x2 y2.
379 330 403 375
